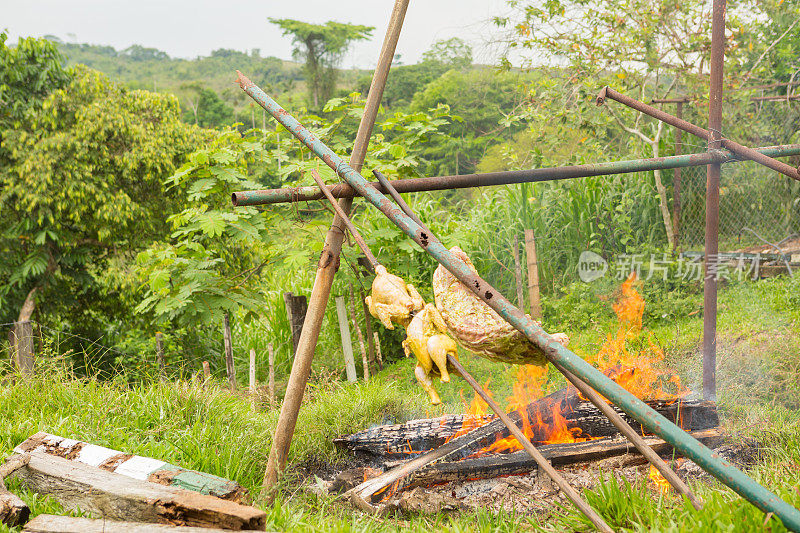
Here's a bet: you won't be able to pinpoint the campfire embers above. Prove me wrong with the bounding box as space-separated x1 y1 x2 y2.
333 276 721 509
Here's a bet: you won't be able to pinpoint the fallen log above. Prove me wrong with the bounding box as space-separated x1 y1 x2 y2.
22 514 266 533
1 453 31 527
15 432 247 502
7 452 266 531
336 394 718 459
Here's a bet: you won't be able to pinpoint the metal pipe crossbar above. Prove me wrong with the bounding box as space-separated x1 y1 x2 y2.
235 73 800 531
232 144 800 206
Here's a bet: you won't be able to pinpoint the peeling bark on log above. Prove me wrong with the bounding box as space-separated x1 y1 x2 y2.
336 389 718 460
8 452 265 531
22 515 266 533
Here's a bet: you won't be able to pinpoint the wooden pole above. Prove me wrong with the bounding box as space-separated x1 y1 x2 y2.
335 296 358 383
249 348 257 410
267 343 275 405
511 233 525 309
202 361 211 382
262 0 408 492
524 229 542 320
373 331 383 369
155 332 164 380
10 321 34 375
360 286 377 371
349 289 370 381
282 292 308 356
223 313 237 390
446 355 613 533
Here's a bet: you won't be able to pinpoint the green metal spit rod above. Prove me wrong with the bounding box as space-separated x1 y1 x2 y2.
235 71 800 532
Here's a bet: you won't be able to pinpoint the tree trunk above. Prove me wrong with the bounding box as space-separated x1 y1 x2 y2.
652 135 676 250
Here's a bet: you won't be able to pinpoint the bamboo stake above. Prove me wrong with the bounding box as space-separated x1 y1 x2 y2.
524 229 542 319
349 288 370 381
373 331 383 369
360 286 377 371
261 0 409 492
267 343 275 406
223 313 236 390
249 348 257 411
335 296 358 383
447 355 613 533
511 234 525 309
155 332 164 380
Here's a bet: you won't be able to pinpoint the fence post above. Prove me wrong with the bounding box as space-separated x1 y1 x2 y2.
512 233 525 309
334 296 357 383
524 229 543 320
10 321 34 375
268 343 275 405
223 313 237 390
249 348 257 410
202 361 211 383
155 332 165 380
283 292 308 356
349 289 370 381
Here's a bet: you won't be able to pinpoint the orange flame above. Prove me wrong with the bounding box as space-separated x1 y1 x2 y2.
455 272 688 455
649 464 672 495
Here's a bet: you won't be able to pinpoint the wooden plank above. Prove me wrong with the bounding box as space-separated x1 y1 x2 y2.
8 452 265 530
524 229 542 319
15 432 248 502
1 454 30 527
335 296 357 382
23 515 266 533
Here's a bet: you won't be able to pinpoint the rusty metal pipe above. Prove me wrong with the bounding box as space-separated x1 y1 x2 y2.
237 78 800 529
232 145 800 206
703 0 726 402
597 86 800 182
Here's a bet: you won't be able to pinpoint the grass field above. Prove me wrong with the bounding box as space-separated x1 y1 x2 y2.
3 276 800 532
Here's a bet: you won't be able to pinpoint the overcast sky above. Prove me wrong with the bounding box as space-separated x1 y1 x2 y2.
2 0 510 67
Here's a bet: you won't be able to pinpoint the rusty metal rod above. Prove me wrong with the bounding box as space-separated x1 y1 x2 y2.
447 354 614 533
310 170 379 267
260 0 409 494
232 144 800 206
703 0 726 403
237 78 800 530
597 86 800 182
376 166 702 510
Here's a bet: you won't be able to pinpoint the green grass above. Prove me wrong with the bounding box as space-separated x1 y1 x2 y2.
3 277 800 531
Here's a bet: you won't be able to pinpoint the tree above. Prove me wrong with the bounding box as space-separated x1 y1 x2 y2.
0 65 202 334
181 84 234 128
420 37 473 70
269 18 373 108
493 0 757 249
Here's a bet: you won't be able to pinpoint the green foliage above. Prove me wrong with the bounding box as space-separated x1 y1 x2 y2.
0 64 201 334
0 31 71 132
182 86 235 128
269 18 374 108
420 37 473 70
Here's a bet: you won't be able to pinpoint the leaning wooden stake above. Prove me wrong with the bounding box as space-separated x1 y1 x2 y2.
373 331 383 369
223 313 237 390
555 364 703 510
261 0 409 492
155 332 165 380
447 355 613 533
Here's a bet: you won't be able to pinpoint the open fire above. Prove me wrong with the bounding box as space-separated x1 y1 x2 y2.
455 273 689 456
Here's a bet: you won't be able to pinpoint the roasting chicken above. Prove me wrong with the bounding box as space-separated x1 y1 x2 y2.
433 246 569 366
402 303 459 405
365 265 424 329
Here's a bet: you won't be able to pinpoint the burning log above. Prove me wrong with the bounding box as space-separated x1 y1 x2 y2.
335 391 718 459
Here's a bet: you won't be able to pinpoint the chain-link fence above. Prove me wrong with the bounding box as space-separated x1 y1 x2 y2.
678 96 800 251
